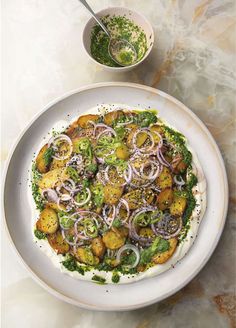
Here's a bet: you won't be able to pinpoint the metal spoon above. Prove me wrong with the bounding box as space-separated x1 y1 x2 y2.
79 0 137 66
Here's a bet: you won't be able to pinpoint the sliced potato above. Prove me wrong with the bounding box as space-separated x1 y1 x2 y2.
170 195 187 217
150 124 164 135
36 208 59 234
111 226 129 238
156 167 173 189
156 188 174 210
174 160 188 174
103 184 124 205
47 231 70 254
152 238 178 264
46 202 66 212
91 237 106 258
139 227 155 238
116 144 130 160
127 128 148 148
104 110 123 126
36 145 50 174
77 114 99 128
122 188 154 209
74 247 99 265
50 158 68 170
102 230 126 250
38 168 69 189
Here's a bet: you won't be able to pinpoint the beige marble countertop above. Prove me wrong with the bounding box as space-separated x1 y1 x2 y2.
1 0 236 327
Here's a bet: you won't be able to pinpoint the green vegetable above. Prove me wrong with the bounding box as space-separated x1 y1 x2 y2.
104 155 128 170
75 188 90 205
82 178 90 188
164 126 192 166
66 166 79 181
92 275 106 284
112 218 122 228
91 184 104 207
62 256 85 275
114 126 126 140
86 163 98 173
83 218 98 238
73 138 92 160
135 212 151 227
58 212 74 229
187 173 198 190
43 147 54 166
112 272 120 283
139 237 170 265
34 229 46 240
31 164 45 211
134 111 157 127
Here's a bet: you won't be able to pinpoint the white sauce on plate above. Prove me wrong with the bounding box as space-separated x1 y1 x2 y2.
29 104 207 284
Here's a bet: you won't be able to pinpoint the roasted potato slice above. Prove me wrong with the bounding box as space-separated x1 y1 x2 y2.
38 168 69 189
36 145 50 174
74 247 99 265
152 238 178 264
156 167 173 189
127 128 148 148
104 110 124 126
102 230 126 250
156 188 174 210
47 231 70 254
46 202 66 212
122 188 154 209
36 208 59 234
77 114 99 128
91 237 106 258
103 184 124 205
170 195 187 217
116 144 130 160
139 227 155 238
50 158 68 170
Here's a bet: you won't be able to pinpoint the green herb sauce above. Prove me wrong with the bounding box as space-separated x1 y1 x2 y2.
31 164 45 211
90 15 148 67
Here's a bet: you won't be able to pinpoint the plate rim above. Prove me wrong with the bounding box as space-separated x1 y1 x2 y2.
2 82 229 311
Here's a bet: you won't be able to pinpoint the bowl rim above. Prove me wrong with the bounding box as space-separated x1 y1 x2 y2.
82 6 155 70
2 82 228 311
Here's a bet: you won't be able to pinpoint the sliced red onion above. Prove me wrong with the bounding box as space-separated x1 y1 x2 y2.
41 189 58 203
116 199 130 225
151 215 183 239
62 179 76 192
116 244 140 269
132 128 155 153
102 204 116 227
140 161 161 180
174 175 185 186
48 134 73 160
96 127 117 141
104 165 127 187
73 188 91 207
123 164 133 184
157 149 171 167
66 155 83 168
129 207 157 244
56 197 72 212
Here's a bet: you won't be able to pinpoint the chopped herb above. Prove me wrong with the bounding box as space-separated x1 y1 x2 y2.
134 111 157 127
31 164 45 211
62 256 85 275
140 237 169 265
112 218 122 228
66 166 79 181
92 275 106 284
112 272 120 283
43 147 54 166
34 229 46 240
91 184 104 207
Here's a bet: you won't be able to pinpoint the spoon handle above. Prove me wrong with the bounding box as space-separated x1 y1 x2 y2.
78 0 110 37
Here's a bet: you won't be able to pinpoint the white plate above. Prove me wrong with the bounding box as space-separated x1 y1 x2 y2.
2 82 228 311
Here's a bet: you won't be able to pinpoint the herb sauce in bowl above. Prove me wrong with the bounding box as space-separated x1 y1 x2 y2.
90 15 148 67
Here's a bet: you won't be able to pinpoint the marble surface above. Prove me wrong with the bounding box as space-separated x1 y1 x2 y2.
1 0 236 327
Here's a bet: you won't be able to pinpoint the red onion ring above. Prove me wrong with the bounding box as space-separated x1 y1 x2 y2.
41 189 58 203
116 244 140 268
151 215 183 239
48 134 73 160
132 128 155 153
102 204 116 227
73 188 91 207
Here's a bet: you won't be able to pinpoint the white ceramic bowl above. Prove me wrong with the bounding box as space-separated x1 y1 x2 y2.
82 7 154 72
